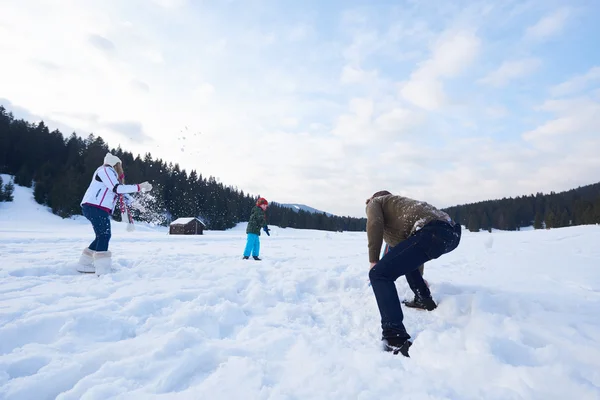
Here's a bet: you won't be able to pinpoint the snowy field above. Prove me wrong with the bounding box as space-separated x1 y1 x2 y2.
1 177 600 400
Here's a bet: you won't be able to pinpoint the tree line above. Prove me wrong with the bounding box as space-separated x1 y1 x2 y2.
2 105 599 233
443 183 600 232
0 106 366 231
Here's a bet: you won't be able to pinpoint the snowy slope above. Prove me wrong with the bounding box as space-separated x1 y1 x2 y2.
1 179 600 399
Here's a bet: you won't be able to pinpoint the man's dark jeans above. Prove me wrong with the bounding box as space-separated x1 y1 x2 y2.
369 220 461 340
82 204 112 252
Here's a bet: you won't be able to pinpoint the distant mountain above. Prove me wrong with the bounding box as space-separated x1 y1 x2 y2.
279 203 333 217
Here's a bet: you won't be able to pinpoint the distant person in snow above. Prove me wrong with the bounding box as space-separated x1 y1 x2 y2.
243 197 270 260
77 152 153 275
366 190 461 357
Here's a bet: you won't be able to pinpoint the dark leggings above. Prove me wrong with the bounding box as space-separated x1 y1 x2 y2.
82 204 112 251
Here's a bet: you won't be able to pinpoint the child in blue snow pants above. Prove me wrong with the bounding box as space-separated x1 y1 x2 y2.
243 197 269 260
243 233 260 258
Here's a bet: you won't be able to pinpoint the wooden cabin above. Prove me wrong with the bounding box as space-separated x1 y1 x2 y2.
169 217 206 235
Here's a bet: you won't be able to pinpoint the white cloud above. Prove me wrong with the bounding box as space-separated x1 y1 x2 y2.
287 24 313 41
523 97 600 144
130 79 150 92
340 65 378 85
525 8 570 41
479 58 541 87
192 83 216 105
400 79 446 111
550 66 600 97
0 1 598 217
141 49 165 64
400 30 480 110
88 34 116 53
342 31 380 65
151 0 188 9
420 31 481 78
278 117 299 128
330 98 374 144
374 108 423 134
485 105 509 119
423 130 600 209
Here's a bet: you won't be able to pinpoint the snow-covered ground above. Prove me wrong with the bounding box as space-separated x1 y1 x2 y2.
1 176 600 399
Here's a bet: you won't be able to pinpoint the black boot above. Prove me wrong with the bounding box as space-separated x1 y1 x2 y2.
242 256 249 260
402 295 437 311
253 256 261 261
382 337 412 357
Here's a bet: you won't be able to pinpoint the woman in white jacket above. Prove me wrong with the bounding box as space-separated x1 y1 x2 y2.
77 152 152 274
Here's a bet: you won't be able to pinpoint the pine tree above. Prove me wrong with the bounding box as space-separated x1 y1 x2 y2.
534 212 543 229
49 168 81 217
594 198 600 224
33 181 46 204
559 210 570 228
468 214 480 232
3 179 14 202
545 210 556 229
14 165 33 187
480 212 491 232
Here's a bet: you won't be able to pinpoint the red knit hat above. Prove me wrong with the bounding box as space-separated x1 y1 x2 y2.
256 197 268 206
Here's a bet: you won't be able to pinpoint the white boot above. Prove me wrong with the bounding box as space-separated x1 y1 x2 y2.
76 248 95 273
94 251 113 276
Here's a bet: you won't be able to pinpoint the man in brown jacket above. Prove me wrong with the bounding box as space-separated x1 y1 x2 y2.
366 190 461 357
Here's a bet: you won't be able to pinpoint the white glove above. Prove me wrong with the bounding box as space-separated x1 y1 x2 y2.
139 181 153 192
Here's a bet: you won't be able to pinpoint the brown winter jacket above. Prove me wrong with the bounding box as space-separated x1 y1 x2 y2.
366 194 452 263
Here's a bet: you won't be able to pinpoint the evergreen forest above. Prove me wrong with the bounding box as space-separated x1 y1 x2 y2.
1 105 599 232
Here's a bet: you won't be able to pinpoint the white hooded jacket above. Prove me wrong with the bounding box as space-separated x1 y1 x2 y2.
81 165 140 212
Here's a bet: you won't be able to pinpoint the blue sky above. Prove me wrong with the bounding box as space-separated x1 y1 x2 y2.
1 0 599 217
